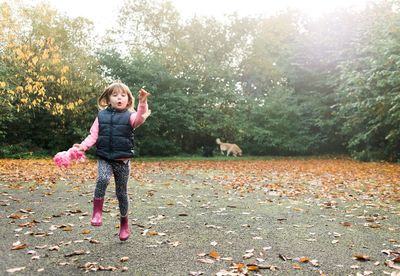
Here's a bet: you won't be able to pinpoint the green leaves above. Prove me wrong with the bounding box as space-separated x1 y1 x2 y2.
336 1 400 161
1 0 399 161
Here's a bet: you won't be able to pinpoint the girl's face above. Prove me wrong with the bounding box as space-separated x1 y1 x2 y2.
109 88 129 110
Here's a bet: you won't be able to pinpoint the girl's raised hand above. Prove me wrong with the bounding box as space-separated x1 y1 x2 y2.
139 88 151 103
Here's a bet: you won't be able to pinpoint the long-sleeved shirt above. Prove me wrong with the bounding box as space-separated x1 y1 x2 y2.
80 101 148 151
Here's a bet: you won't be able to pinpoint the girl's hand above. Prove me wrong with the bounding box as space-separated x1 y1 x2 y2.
139 88 151 103
73 144 84 151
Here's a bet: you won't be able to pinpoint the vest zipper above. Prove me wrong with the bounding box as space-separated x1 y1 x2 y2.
110 110 115 156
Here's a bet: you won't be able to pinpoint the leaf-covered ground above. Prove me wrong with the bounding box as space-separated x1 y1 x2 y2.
0 158 399 275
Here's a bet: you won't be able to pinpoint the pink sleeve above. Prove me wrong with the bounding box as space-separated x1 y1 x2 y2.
130 101 149 128
80 117 99 151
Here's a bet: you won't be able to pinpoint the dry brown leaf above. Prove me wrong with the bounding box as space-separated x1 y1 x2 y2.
197 258 215 264
247 264 259 271
32 232 47 237
98 265 117 271
370 223 381 229
353 254 370 261
64 250 88 257
11 244 27 250
279 254 289 261
209 250 221 260
299 256 310 263
8 213 23 219
120 256 129 262
292 263 302 270
19 209 33 214
386 260 400 270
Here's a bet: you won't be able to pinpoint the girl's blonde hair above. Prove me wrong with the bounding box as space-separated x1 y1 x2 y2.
97 82 135 111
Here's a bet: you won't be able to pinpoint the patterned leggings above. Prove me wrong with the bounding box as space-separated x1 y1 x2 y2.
94 159 130 216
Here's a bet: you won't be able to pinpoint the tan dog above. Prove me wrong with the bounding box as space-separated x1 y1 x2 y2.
216 138 242 157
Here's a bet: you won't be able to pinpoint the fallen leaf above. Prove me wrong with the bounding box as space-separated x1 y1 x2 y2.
6 267 25 273
353 254 370 261
197 258 215 264
243 252 254 259
11 243 27 250
64 250 88 257
189 272 204 276
62 227 73 231
385 260 400 270
247 264 259 271
370 224 381 229
120 256 129 262
48 245 60 251
8 213 23 219
299 256 310 263
168 241 180 247
292 263 302 270
279 254 289 261
209 250 221 260
258 264 279 271
98 265 117 271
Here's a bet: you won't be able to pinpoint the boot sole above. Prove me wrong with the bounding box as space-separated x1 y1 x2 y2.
91 222 102 226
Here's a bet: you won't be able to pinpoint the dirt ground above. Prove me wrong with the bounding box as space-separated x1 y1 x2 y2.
0 159 399 275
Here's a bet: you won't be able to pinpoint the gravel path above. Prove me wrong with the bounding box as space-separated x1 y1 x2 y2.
0 160 399 275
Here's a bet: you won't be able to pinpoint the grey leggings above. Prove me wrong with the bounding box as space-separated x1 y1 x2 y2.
94 159 130 216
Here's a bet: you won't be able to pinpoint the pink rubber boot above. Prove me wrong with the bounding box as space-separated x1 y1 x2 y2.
119 215 130 241
91 198 104 226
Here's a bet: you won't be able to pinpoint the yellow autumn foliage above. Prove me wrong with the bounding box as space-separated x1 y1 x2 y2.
1 2 101 118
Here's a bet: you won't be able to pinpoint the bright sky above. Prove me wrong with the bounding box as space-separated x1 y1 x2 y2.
43 0 372 35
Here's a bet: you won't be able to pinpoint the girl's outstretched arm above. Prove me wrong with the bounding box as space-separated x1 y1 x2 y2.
74 117 99 151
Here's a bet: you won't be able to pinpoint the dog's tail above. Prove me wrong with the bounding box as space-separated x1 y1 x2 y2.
216 138 221 144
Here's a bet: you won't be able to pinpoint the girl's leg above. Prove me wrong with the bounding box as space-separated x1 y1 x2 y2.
91 159 113 226
94 159 113 198
112 160 131 241
112 160 130 216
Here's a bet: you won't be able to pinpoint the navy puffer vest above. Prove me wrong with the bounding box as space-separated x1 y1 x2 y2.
96 107 134 160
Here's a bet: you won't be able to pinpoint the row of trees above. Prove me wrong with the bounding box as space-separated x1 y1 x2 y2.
0 0 399 161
